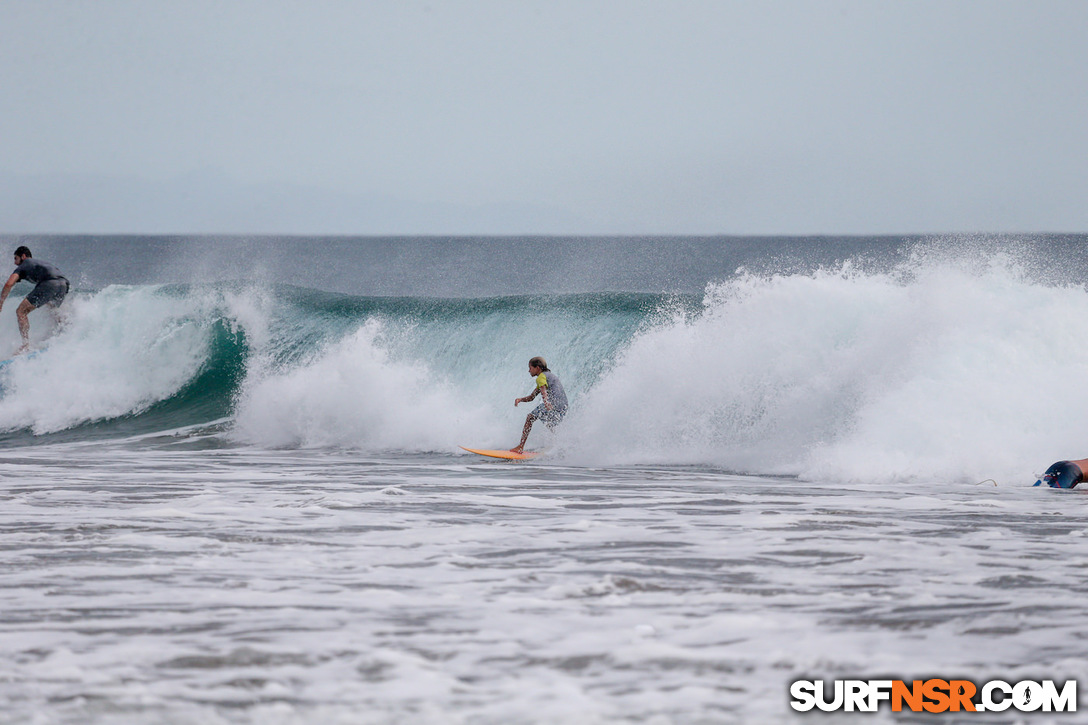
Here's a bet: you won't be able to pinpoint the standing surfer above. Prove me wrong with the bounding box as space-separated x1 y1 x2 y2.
0 246 70 353
511 356 568 453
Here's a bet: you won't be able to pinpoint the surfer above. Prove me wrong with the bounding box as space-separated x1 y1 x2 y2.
1034 459 1088 488
511 356 568 453
0 246 70 354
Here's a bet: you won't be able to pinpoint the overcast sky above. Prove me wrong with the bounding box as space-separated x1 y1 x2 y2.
2 1 1086 235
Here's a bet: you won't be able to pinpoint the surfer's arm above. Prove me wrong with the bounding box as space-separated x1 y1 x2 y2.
0 272 20 311
540 386 552 411
514 387 541 406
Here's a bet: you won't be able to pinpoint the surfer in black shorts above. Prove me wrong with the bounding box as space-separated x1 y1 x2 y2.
0 246 70 353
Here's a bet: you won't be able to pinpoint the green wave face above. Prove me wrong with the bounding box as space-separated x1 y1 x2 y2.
0 283 682 447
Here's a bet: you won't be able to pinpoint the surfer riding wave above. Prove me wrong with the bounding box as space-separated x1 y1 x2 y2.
511 356 568 453
0 246 70 354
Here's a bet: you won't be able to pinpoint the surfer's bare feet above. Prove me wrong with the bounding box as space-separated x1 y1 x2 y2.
14 344 30 356
510 446 524 454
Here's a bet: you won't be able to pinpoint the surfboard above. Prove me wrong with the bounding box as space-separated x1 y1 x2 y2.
460 446 540 460
0 350 41 369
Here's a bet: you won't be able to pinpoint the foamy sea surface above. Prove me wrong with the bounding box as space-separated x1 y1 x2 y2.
2 235 1088 723
3 440 1085 724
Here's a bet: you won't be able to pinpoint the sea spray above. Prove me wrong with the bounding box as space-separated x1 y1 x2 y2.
0 285 219 434
568 256 1088 483
231 318 501 449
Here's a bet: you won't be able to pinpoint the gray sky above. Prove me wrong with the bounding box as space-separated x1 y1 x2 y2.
2 1 1086 235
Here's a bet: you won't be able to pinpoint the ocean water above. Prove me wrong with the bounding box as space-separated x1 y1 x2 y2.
1 235 1087 724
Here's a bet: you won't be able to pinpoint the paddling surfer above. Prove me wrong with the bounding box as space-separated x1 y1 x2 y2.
511 356 568 453
1035 458 1088 488
0 246 70 354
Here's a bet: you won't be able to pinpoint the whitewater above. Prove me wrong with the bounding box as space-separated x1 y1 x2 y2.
1 235 1086 723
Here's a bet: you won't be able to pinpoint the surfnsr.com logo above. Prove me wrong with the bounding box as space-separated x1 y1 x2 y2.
790 679 1077 713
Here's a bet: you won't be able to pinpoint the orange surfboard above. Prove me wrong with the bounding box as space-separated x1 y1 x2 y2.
460 446 540 460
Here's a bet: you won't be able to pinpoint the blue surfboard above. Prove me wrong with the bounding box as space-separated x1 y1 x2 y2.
0 350 42 369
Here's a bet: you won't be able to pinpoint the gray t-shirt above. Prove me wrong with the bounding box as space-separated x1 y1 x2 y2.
15 258 65 285
535 370 569 411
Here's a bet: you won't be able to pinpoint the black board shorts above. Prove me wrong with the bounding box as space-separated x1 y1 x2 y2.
26 278 69 308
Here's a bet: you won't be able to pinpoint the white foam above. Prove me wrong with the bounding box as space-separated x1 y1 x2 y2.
0 285 223 433
232 318 501 450
567 256 1088 483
